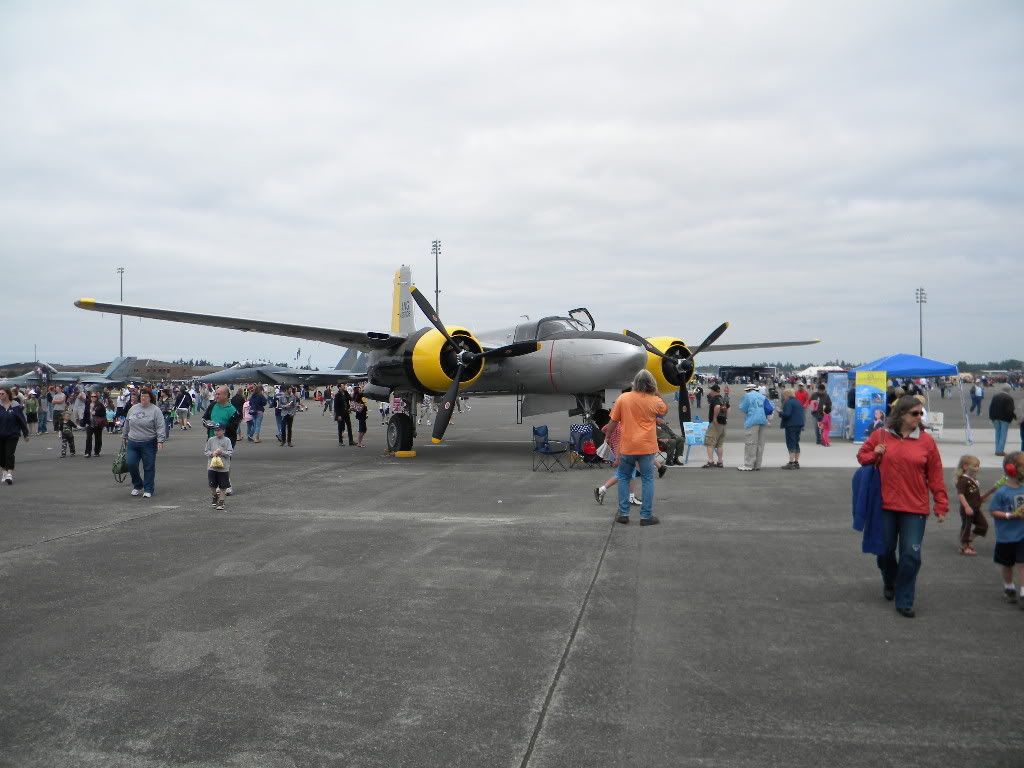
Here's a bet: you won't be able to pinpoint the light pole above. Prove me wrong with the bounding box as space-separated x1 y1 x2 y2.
915 287 926 357
116 267 125 357
432 240 441 313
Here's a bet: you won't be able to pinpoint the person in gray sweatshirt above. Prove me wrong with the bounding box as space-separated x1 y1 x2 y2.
123 387 166 498
204 423 234 510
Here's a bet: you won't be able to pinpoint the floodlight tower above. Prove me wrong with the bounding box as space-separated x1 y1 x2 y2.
117 267 126 356
432 239 442 313
915 287 926 357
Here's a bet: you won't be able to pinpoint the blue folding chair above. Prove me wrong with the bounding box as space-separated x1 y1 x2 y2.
532 425 570 471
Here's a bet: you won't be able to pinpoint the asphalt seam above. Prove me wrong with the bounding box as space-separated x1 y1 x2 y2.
520 515 616 768
1 509 166 555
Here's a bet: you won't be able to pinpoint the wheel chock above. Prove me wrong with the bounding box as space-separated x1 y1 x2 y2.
394 450 417 458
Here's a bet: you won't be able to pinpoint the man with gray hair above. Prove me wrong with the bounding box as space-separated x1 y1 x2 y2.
604 369 668 526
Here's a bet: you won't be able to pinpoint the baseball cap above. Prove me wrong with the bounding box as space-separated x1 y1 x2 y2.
744 383 757 391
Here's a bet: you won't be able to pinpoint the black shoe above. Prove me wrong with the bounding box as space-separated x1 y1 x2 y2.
781 462 794 469
1004 587 1018 603
657 464 667 479
639 516 660 526
84 453 91 458
896 607 915 618
792 462 800 469
883 588 895 601
615 515 630 525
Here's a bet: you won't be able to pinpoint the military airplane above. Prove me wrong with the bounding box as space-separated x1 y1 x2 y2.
0 356 142 391
196 348 369 386
76 267 818 452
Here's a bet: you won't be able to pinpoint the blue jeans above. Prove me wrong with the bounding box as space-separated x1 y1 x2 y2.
126 439 158 494
252 412 264 436
37 410 48 433
275 411 283 438
993 420 1009 453
969 396 982 415
246 419 256 439
876 510 927 610
616 454 656 520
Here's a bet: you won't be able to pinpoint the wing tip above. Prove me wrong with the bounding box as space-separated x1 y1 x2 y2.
75 298 96 308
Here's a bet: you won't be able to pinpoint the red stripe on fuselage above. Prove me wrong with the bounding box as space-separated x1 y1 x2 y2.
548 341 558 393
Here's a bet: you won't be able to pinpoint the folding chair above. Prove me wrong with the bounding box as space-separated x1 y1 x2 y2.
568 423 601 468
532 425 570 471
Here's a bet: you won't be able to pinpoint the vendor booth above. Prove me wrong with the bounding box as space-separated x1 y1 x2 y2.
847 353 971 443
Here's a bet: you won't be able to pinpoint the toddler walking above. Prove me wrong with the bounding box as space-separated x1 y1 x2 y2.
954 454 994 556
204 423 234 511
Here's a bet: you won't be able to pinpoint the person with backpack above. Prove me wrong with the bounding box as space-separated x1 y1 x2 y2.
702 383 728 468
970 381 984 416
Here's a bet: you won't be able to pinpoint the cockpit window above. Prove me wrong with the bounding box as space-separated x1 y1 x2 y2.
537 317 587 339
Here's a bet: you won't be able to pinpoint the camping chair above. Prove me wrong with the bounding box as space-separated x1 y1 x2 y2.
532 425 570 471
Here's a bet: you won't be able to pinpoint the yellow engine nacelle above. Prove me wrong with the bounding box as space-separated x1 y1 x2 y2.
643 336 693 393
407 326 485 394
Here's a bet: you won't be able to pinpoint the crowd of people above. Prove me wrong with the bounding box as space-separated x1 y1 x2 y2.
0 379 373 508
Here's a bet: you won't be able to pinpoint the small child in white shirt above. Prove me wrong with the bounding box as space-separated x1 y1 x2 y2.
204 423 234 511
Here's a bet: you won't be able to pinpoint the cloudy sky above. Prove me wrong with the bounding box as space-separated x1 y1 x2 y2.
2 1 1021 369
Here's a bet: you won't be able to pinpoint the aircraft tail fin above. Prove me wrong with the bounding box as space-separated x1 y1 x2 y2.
102 356 137 380
334 347 359 370
391 265 415 336
354 352 369 374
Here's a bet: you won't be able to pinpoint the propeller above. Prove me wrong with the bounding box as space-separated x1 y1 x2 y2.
623 322 729 424
409 286 538 442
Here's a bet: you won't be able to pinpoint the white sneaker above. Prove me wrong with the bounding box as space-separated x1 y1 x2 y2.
225 487 233 496
142 492 152 498
131 488 142 496
594 486 606 505
3 472 12 485
629 494 642 506
737 466 754 471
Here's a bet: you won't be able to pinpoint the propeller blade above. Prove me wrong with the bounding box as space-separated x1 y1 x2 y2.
431 364 465 443
691 322 730 357
479 341 541 360
409 286 454 345
623 330 666 358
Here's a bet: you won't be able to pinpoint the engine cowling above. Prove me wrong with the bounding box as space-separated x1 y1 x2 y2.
643 336 693 393
370 326 485 395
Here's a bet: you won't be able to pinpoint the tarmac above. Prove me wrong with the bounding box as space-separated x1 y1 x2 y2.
2 394 1023 767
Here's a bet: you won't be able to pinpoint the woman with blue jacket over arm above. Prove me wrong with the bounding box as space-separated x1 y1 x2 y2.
779 388 805 469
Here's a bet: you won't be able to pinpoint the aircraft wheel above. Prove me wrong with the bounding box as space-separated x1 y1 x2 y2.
386 413 415 452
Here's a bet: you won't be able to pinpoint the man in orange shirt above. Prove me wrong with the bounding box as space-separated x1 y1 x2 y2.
606 369 668 526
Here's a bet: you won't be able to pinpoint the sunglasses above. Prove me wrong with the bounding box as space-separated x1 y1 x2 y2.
908 410 924 416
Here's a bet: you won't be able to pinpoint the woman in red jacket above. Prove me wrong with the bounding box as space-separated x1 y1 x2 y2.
857 395 948 618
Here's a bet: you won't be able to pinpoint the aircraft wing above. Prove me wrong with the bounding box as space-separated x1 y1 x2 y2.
74 299 405 350
704 339 821 352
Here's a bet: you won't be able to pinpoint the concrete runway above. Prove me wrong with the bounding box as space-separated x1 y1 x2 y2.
2 397 1022 767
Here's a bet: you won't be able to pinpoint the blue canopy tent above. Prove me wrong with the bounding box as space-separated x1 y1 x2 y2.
847 353 971 443
847 353 958 380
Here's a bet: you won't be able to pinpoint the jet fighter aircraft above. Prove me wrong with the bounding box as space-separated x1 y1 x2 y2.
76 267 818 452
196 348 369 386
0 357 142 391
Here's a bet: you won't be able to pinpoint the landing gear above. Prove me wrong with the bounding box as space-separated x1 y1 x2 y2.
386 413 415 452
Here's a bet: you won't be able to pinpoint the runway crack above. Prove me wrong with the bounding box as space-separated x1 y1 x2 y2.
519 516 616 768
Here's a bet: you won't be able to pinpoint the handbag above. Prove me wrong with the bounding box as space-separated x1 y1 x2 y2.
596 441 614 461
112 436 128 482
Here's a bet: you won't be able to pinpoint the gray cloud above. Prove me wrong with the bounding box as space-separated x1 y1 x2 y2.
1 1 1022 367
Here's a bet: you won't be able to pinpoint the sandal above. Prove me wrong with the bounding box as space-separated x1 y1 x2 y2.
701 462 716 468
959 545 977 556
715 462 724 468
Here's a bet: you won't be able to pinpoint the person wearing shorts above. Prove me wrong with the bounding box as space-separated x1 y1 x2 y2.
703 384 727 468
204 423 234 511
989 451 1024 607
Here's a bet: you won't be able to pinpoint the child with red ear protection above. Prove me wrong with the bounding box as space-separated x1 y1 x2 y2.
988 451 1024 606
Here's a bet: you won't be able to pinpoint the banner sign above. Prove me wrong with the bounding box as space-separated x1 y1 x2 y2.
826 373 850 439
854 371 887 442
